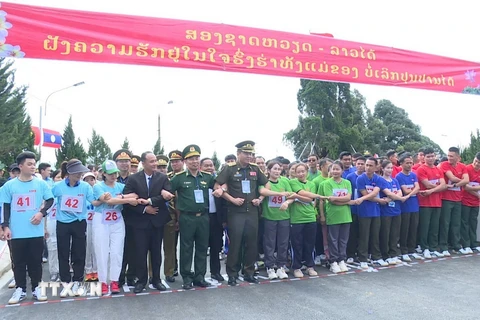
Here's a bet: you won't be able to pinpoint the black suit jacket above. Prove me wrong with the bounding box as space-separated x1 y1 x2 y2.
123 171 172 228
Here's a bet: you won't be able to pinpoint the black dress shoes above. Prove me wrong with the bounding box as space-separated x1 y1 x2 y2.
227 277 237 286
152 282 167 291
126 279 136 287
182 283 193 290
133 283 145 294
193 280 211 288
165 276 175 283
243 275 259 284
211 273 225 282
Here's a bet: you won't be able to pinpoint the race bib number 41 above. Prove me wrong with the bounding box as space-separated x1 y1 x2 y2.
60 196 83 213
12 193 36 211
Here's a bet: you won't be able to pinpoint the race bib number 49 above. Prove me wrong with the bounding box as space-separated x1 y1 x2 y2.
268 195 285 208
60 196 83 213
12 193 36 211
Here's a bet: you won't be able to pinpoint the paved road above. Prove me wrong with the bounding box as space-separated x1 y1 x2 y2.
0 254 478 320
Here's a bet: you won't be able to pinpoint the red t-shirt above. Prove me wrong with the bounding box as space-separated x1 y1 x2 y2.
412 163 423 172
392 165 402 178
462 164 480 207
416 165 443 207
438 161 467 202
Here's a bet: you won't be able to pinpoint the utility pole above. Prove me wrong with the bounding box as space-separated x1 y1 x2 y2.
157 114 161 153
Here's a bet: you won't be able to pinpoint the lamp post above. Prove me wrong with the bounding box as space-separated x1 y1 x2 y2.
157 100 173 153
38 81 85 159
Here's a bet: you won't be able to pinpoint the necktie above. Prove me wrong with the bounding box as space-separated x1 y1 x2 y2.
147 176 151 196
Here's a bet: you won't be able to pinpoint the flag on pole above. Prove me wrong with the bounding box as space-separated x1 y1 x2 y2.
31 126 62 148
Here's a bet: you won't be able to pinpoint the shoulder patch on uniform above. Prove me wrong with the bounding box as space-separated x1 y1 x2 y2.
249 163 258 166
200 170 212 175
175 170 186 176
227 162 236 167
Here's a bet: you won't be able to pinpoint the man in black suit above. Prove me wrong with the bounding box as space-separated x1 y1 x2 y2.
123 151 174 293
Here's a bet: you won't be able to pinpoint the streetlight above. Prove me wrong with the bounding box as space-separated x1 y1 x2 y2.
38 81 85 159
157 100 173 153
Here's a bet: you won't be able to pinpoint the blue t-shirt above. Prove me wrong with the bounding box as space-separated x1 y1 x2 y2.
0 178 53 239
379 177 401 217
342 166 356 179
356 173 385 218
51 179 95 223
346 171 361 215
395 172 420 213
93 182 125 214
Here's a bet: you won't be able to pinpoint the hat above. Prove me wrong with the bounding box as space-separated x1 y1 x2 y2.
102 160 120 174
66 160 89 174
8 163 20 172
156 155 169 166
131 155 140 167
235 140 255 153
183 144 201 159
82 172 96 180
113 149 132 161
225 154 237 162
168 150 183 160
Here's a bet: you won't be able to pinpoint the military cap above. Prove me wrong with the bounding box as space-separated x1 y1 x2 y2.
235 140 255 153
156 155 169 166
183 144 201 159
113 149 132 161
168 150 183 160
130 155 140 167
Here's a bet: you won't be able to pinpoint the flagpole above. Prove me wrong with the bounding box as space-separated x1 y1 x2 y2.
38 105 43 159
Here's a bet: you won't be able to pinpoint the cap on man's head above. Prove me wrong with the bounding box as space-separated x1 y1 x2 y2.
66 160 89 174
168 150 183 161
130 155 140 167
183 144 201 159
102 160 120 174
113 149 132 162
235 140 255 153
8 163 19 172
156 155 169 166
225 154 237 162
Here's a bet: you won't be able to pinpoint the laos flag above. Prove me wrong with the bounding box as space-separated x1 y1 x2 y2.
31 126 62 148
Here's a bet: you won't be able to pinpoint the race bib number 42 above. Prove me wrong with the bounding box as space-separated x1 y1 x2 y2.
60 196 83 213
12 193 36 211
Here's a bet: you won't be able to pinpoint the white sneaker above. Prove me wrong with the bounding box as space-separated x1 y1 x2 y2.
33 286 47 301
415 245 423 254
346 257 354 264
441 250 451 257
386 258 396 265
402 254 412 262
330 262 341 273
8 288 26 304
360 262 369 269
72 281 81 296
411 253 424 260
293 269 304 278
474 246 480 252
306 267 318 276
314 255 322 266
267 268 278 280
276 267 288 279
466 247 474 254
338 260 348 272
373 259 388 267
8 278 16 289
423 249 432 259
393 257 402 264
432 251 444 258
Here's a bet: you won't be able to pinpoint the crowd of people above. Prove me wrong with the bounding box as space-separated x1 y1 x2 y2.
0 142 479 305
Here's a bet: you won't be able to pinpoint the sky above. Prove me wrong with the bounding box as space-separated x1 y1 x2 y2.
6 0 480 165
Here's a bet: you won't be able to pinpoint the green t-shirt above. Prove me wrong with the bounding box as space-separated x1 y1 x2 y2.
314 176 330 194
307 170 320 181
321 178 352 225
260 179 292 221
288 178 317 224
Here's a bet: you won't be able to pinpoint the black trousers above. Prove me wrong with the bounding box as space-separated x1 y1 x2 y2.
119 224 136 282
11 237 44 291
315 221 324 256
358 217 381 262
290 222 317 270
57 220 86 282
133 223 164 285
400 212 419 254
209 214 223 274
346 214 359 259
380 215 401 259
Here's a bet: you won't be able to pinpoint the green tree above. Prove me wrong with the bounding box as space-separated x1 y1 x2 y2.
87 129 112 166
121 137 131 152
0 58 35 170
211 151 221 171
461 129 480 163
55 116 87 166
153 137 164 155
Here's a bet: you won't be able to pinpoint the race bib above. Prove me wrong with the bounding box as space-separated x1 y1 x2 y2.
102 209 121 225
404 184 416 197
12 193 36 211
468 182 480 194
365 185 374 193
388 201 396 207
49 206 57 220
60 196 83 213
86 211 94 224
447 180 461 192
429 179 439 186
268 195 284 208
333 188 348 197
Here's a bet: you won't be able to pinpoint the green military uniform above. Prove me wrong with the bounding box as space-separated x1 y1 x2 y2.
168 150 184 277
170 145 214 288
215 141 268 280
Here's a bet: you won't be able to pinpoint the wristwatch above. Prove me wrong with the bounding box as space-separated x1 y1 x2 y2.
221 187 227 192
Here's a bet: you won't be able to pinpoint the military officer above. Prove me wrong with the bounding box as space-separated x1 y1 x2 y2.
214 141 289 286
130 155 140 174
168 150 184 277
113 149 132 184
156 155 169 174
170 145 217 290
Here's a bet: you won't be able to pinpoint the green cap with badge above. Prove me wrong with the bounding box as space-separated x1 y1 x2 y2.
235 140 255 153
183 144 201 159
156 155 169 166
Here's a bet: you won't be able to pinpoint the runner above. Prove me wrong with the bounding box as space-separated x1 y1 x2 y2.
83 172 98 282
51 159 95 297
460 152 480 253
0 151 54 304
